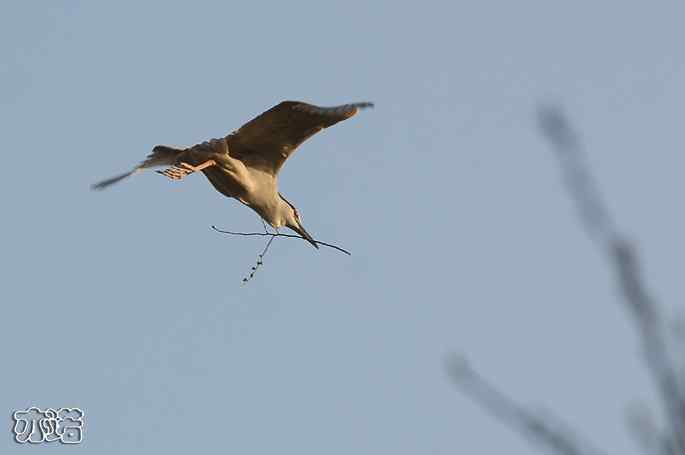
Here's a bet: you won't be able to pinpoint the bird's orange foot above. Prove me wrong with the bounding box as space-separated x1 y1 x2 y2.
156 163 194 180
156 160 216 181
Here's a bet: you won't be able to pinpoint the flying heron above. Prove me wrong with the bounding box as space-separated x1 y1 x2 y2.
92 100 373 248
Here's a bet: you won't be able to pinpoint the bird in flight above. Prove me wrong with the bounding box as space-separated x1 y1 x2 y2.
92 100 373 248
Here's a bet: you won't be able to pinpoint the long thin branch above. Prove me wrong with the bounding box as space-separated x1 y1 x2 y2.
210 226 351 256
446 356 609 455
448 106 683 455
538 105 685 454
626 404 678 455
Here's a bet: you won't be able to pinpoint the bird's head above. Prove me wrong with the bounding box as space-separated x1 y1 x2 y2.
279 194 319 249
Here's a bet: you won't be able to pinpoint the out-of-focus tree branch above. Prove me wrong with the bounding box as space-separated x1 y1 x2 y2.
626 403 676 455
447 105 684 455
537 105 685 454
536 106 616 243
447 356 609 455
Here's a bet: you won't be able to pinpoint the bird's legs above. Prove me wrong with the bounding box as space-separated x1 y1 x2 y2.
156 160 216 181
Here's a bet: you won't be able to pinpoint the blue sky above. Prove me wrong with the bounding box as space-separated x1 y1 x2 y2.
1 1 684 453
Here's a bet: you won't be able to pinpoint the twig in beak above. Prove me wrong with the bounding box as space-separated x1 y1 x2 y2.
211 226 351 256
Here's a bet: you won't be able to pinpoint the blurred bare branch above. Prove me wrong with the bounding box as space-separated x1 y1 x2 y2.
626 402 676 455
537 105 685 454
447 355 609 455
536 106 616 243
447 105 684 455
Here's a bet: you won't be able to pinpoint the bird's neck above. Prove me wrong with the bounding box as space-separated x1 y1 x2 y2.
249 192 290 229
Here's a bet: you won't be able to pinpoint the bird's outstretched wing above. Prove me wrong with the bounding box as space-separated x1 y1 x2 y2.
91 145 183 190
227 101 373 175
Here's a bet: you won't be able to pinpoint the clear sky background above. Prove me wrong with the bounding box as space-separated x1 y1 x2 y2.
1 1 684 453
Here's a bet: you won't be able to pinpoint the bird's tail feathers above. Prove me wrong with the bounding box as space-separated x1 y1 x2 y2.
141 145 184 168
90 145 184 191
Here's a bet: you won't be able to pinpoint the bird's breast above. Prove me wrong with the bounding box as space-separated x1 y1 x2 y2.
201 166 248 200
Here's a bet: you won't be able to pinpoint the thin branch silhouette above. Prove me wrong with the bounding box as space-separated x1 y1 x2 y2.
211 226 352 256
448 105 684 455
447 355 609 455
537 104 685 454
239 232 276 284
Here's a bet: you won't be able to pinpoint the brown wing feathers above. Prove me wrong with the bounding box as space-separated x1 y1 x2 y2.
91 145 183 190
91 101 372 188
291 102 374 119
227 101 373 174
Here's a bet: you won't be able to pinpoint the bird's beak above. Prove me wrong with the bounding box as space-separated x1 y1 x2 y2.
291 221 319 249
